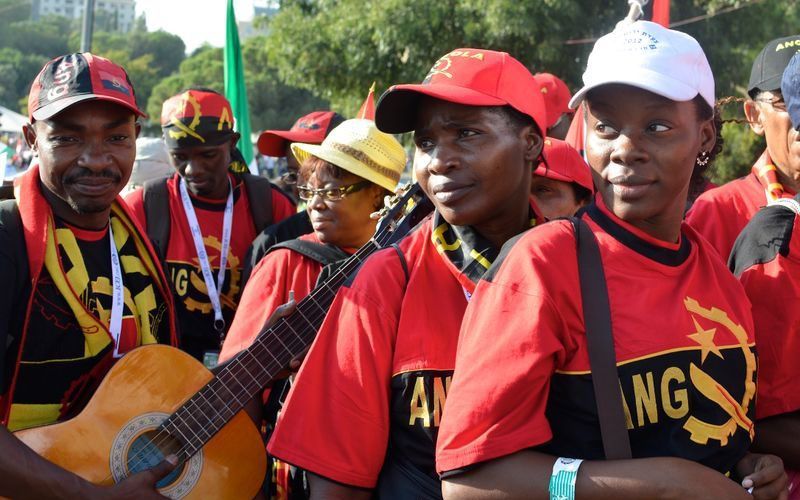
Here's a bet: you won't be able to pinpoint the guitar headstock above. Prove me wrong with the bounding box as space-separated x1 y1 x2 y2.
373 183 433 247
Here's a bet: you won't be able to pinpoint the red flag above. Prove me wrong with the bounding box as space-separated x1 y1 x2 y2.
565 103 586 159
358 82 376 120
652 0 670 27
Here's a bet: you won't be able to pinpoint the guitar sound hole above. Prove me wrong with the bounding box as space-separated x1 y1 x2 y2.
127 430 185 488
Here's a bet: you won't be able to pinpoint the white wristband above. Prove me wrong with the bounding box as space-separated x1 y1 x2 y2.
549 457 583 500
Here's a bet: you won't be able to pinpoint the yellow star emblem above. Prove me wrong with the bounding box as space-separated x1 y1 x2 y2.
688 315 723 364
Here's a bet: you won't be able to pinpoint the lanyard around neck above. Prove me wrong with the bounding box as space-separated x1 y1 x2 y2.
108 223 125 358
179 177 234 335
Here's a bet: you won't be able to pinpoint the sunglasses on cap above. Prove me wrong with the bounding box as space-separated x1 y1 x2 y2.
754 96 787 112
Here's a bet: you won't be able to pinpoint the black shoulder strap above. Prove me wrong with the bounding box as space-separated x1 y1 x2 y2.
570 216 632 460
270 239 348 267
0 199 27 366
391 243 409 283
242 174 273 234
142 178 170 261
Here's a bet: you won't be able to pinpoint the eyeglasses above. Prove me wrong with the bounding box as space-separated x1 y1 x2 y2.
297 180 371 202
755 97 787 112
281 171 299 185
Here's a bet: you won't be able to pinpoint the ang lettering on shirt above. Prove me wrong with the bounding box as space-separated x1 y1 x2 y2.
391 370 453 477
544 297 756 474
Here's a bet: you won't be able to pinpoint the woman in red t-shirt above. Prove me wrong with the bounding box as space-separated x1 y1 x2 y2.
219 118 404 498
438 22 788 500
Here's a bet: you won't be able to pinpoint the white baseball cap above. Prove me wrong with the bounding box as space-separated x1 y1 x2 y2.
569 21 715 109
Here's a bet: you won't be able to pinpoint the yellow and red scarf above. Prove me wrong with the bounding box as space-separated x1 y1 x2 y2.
2 166 178 429
752 150 796 203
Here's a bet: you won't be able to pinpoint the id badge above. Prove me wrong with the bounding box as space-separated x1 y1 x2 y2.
203 350 220 369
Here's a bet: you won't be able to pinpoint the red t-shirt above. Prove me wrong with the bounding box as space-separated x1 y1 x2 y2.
219 232 327 363
686 152 796 260
437 199 756 476
267 217 475 488
125 173 295 359
730 202 800 419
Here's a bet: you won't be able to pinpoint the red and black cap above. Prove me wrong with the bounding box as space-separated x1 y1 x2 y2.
534 138 594 193
748 35 800 97
257 111 346 157
161 89 237 149
375 48 547 136
28 53 144 122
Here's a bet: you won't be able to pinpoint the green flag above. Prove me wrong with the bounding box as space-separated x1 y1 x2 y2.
224 0 254 172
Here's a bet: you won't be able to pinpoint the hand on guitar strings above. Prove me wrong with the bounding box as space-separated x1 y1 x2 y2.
101 454 178 499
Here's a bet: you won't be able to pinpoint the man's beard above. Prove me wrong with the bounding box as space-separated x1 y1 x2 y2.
63 166 123 213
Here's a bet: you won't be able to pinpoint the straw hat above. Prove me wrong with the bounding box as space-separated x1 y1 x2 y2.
291 118 405 191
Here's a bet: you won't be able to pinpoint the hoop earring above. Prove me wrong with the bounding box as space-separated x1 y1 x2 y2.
696 151 710 167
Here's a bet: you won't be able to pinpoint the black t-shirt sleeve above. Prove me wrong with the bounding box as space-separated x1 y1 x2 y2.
242 211 313 287
729 204 796 277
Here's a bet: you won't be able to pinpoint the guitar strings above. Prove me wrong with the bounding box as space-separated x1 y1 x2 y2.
114 215 410 481
119 190 429 480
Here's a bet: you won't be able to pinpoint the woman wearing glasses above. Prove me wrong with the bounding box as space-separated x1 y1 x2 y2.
221 117 404 360
219 118 405 498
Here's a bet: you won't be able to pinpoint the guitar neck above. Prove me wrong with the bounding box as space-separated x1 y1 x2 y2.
160 240 380 453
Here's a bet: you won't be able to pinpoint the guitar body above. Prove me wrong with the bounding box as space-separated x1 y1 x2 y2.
14 345 266 499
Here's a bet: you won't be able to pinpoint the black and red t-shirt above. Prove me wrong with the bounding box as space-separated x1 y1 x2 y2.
7 219 173 430
730 201 800 419
267 216 481 488
220 232 332 363
687 152 796 260
126 173 294 359
437 199 756 476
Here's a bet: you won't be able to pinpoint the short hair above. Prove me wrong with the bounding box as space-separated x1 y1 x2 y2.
489 105 541 137
572 183 593 205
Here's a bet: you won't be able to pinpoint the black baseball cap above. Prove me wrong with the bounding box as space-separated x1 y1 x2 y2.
748 35 800 97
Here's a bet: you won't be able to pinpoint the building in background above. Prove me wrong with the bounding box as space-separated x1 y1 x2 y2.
238 0 278 41
31 0 136 33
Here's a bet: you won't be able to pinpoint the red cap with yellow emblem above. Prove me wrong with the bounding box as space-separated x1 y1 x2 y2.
375 48 547 136
27 52 144 122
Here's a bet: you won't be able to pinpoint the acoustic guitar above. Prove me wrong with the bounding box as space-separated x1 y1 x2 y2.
13 184 434 499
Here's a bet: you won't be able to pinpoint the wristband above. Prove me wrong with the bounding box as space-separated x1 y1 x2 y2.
549 457 583 500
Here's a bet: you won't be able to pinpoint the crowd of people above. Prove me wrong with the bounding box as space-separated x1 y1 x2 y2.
0 18 799 500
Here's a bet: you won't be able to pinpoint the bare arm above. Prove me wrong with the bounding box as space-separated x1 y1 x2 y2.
0 425 176 499
442 449 755 500
753 412 800 470
307 472 372 500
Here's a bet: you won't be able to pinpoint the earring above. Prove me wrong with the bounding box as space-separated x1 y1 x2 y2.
696 151 710 167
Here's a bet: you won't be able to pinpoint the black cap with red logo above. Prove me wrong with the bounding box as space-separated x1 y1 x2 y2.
27 52 145 122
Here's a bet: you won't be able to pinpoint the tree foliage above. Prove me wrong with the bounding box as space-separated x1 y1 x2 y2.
146 41 328 133
261 0 800 180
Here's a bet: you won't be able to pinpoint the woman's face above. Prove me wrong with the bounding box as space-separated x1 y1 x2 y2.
585 85 715 240
304 165 383 249
412 98 540 228
530 175 584 219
